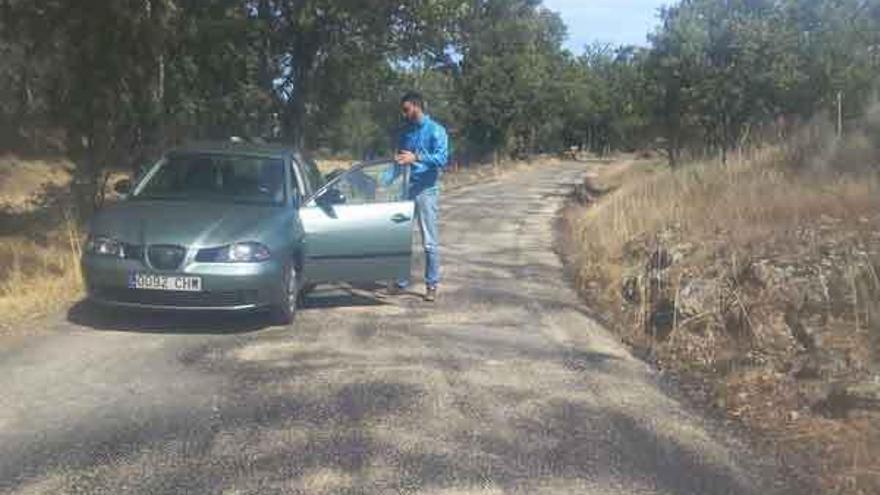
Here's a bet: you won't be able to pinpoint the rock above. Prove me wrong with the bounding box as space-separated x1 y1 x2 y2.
837 381 880 409
792 351 849 380
792 357 822 380
745 259 784 285
817 379 880 417
784 309 818 351
672 242 695 259
677 279 718 319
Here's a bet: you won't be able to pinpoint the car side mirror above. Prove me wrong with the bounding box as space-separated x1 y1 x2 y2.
316 187 346 207
113 178 132 196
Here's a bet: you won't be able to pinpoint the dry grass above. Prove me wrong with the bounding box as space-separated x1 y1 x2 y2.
0 156 82 331
562 141 880 493
315 157 355 175
0 217 83 331
0 155 72 210
570 148 880 309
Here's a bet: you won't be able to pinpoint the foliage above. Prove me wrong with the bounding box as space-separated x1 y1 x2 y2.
1 0 878 208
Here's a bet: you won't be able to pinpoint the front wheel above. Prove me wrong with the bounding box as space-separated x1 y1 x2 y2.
270 263 300 325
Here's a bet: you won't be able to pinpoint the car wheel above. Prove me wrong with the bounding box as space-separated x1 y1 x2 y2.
271 262 300 325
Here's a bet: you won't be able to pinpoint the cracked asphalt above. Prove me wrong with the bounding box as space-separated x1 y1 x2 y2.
0 161 791 494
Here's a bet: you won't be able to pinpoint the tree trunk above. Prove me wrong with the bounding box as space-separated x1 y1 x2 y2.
283 88 308 149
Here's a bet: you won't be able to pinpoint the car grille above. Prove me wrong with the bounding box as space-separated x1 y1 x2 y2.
147 245 187 270
92 287 260 308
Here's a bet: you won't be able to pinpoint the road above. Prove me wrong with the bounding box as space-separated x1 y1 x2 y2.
1 161 786 494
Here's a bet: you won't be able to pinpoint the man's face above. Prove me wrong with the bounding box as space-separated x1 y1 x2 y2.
401 101 421 123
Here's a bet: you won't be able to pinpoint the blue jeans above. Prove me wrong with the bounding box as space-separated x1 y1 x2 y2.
398 187 440 288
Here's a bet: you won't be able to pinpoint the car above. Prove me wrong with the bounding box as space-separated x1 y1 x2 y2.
81 141 414 324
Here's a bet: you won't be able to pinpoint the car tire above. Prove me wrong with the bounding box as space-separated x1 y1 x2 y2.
270 262 300 326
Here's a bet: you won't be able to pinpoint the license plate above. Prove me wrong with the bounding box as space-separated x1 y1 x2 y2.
128 273 202 292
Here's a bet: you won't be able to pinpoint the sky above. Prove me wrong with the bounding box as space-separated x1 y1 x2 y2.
542 0 670 52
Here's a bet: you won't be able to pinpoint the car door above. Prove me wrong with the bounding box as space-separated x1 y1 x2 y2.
299 159 414 283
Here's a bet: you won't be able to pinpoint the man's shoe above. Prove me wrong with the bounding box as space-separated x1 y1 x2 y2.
424 286 438 302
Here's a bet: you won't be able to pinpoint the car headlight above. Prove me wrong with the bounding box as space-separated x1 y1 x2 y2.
85 236 124 258
196 242 271 263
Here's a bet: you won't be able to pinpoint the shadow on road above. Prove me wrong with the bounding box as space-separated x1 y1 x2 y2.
301 283 403 310
11 293 759 495
66 284 398 334
65 300 273 334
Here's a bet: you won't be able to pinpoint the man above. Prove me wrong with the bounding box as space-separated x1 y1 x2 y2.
393 91 449 302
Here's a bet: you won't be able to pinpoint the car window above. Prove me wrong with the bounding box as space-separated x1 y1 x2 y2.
300 156 324 194
330 161 407 205
134 153 286 206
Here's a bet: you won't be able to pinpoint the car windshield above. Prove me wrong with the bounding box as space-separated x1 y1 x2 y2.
134 153 286 206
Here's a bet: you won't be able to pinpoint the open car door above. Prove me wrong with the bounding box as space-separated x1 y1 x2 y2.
299 159 414 283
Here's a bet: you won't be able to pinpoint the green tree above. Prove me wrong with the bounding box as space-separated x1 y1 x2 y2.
455 0 567 160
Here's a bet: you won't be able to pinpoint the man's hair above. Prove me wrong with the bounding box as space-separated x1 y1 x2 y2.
401 91 425 109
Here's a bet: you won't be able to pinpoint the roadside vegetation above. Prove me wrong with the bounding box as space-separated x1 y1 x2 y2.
0 224 82 330
560 114 880 493
0 157 79 330
3 1 878 208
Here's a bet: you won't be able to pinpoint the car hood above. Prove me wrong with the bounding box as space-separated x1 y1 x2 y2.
89 200 291 247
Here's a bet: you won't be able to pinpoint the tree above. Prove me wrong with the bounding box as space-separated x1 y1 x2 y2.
455 0 567 160
270 0 469 147
2 0 879 193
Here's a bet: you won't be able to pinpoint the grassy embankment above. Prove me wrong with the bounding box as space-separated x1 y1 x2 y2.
0 157 82 330
561 122 880 493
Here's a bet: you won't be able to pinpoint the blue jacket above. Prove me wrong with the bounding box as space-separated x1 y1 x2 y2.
398 114 449 197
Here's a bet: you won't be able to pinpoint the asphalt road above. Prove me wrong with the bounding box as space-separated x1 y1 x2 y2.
1 161 788 494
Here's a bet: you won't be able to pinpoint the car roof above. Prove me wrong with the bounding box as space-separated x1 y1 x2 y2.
168 141 300 159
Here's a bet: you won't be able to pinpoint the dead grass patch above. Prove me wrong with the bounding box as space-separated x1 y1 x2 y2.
0 155 72 211
0 156 84 331
561 146 880 493
0 220 83 331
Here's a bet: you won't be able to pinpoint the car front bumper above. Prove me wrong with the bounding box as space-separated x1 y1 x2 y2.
82 254 285 311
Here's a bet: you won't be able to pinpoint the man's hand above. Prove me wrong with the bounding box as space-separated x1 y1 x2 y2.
395 150 417 166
